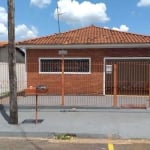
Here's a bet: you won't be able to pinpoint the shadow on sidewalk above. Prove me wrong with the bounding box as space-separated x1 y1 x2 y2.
0 104 10 123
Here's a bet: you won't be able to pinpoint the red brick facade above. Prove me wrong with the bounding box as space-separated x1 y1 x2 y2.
26 48 150 95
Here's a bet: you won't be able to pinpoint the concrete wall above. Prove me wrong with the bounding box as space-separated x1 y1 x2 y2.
0 63 27 96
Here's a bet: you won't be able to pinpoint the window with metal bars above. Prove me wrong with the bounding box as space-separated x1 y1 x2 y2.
39 58 91 74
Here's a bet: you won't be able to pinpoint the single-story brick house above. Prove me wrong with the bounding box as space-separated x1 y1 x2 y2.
17 25 150 95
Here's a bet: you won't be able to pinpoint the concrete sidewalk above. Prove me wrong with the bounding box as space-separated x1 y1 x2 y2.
1 106 150 139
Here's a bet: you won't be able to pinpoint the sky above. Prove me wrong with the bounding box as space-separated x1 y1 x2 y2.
0 0 150 41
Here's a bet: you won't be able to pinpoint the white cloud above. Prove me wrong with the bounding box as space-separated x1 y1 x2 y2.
0 7 7 24
0 24 38 41
137 0 150 7
15 24 38 39
112 25 129 32
0 23 7 35
0 23 8 40
54 0 109 26
30 0 51 8
0 7 8 40
104 26 109 29
0 6 38 40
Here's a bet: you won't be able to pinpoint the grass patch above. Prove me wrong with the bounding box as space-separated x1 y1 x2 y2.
0 90 25 99
55 133 76 140
0 91 10 99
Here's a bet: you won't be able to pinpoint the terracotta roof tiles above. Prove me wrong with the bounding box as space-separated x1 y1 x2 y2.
17 25 150 45
0 42 8 47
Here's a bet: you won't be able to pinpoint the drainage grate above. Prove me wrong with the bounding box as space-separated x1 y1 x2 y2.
22 119 44 124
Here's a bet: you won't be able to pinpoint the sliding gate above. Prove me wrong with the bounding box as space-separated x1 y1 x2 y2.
105 57 150 108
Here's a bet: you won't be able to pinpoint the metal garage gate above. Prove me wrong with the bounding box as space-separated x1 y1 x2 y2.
105 57 150 108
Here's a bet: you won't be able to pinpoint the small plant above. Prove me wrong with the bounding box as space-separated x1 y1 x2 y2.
0 91 10 98
55 133 76 140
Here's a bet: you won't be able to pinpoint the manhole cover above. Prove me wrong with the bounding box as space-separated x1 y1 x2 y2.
22 119 44 124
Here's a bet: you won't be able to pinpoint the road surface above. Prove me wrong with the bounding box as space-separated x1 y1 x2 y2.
0 138 150 150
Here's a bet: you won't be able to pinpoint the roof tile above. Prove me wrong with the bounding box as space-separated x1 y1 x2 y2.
0 42 8 47
17 25 150 45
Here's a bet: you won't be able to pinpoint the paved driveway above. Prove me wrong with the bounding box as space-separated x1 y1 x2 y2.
1 106 150 139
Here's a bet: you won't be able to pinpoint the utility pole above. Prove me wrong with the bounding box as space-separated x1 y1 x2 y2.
8 0 18 124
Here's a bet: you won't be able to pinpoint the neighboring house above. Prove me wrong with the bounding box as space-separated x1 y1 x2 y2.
17 25 150 95
0 42 26 95
0 42 25 63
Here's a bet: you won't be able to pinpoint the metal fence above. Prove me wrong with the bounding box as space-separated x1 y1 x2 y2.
0 58 150 108
105 58 150 108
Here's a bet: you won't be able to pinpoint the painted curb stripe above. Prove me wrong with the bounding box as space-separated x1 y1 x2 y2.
108 143 114 150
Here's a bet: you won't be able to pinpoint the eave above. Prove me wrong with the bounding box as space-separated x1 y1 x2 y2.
17 43 150 50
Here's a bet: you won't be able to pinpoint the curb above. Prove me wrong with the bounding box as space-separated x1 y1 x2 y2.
0 131 121 139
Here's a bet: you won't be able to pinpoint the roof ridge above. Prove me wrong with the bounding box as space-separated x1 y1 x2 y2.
101 26 150 37
18 25 150 43
74 25 150 37
17 25 150 46
17 25 100 43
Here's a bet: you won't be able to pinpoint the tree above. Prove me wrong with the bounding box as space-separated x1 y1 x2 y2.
8 0 18 124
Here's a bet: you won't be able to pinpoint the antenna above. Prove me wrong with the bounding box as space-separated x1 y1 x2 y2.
56 1 65 33
57 3 61 33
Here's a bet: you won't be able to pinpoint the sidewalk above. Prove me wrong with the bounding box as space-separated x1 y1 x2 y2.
1 105 150 139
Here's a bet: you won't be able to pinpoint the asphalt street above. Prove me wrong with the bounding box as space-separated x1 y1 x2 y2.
0 138 150 150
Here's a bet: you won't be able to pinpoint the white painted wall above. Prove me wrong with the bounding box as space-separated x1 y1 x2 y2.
0 63 27 96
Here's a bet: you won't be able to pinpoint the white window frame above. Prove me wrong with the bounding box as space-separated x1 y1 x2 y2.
39 57 91 74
